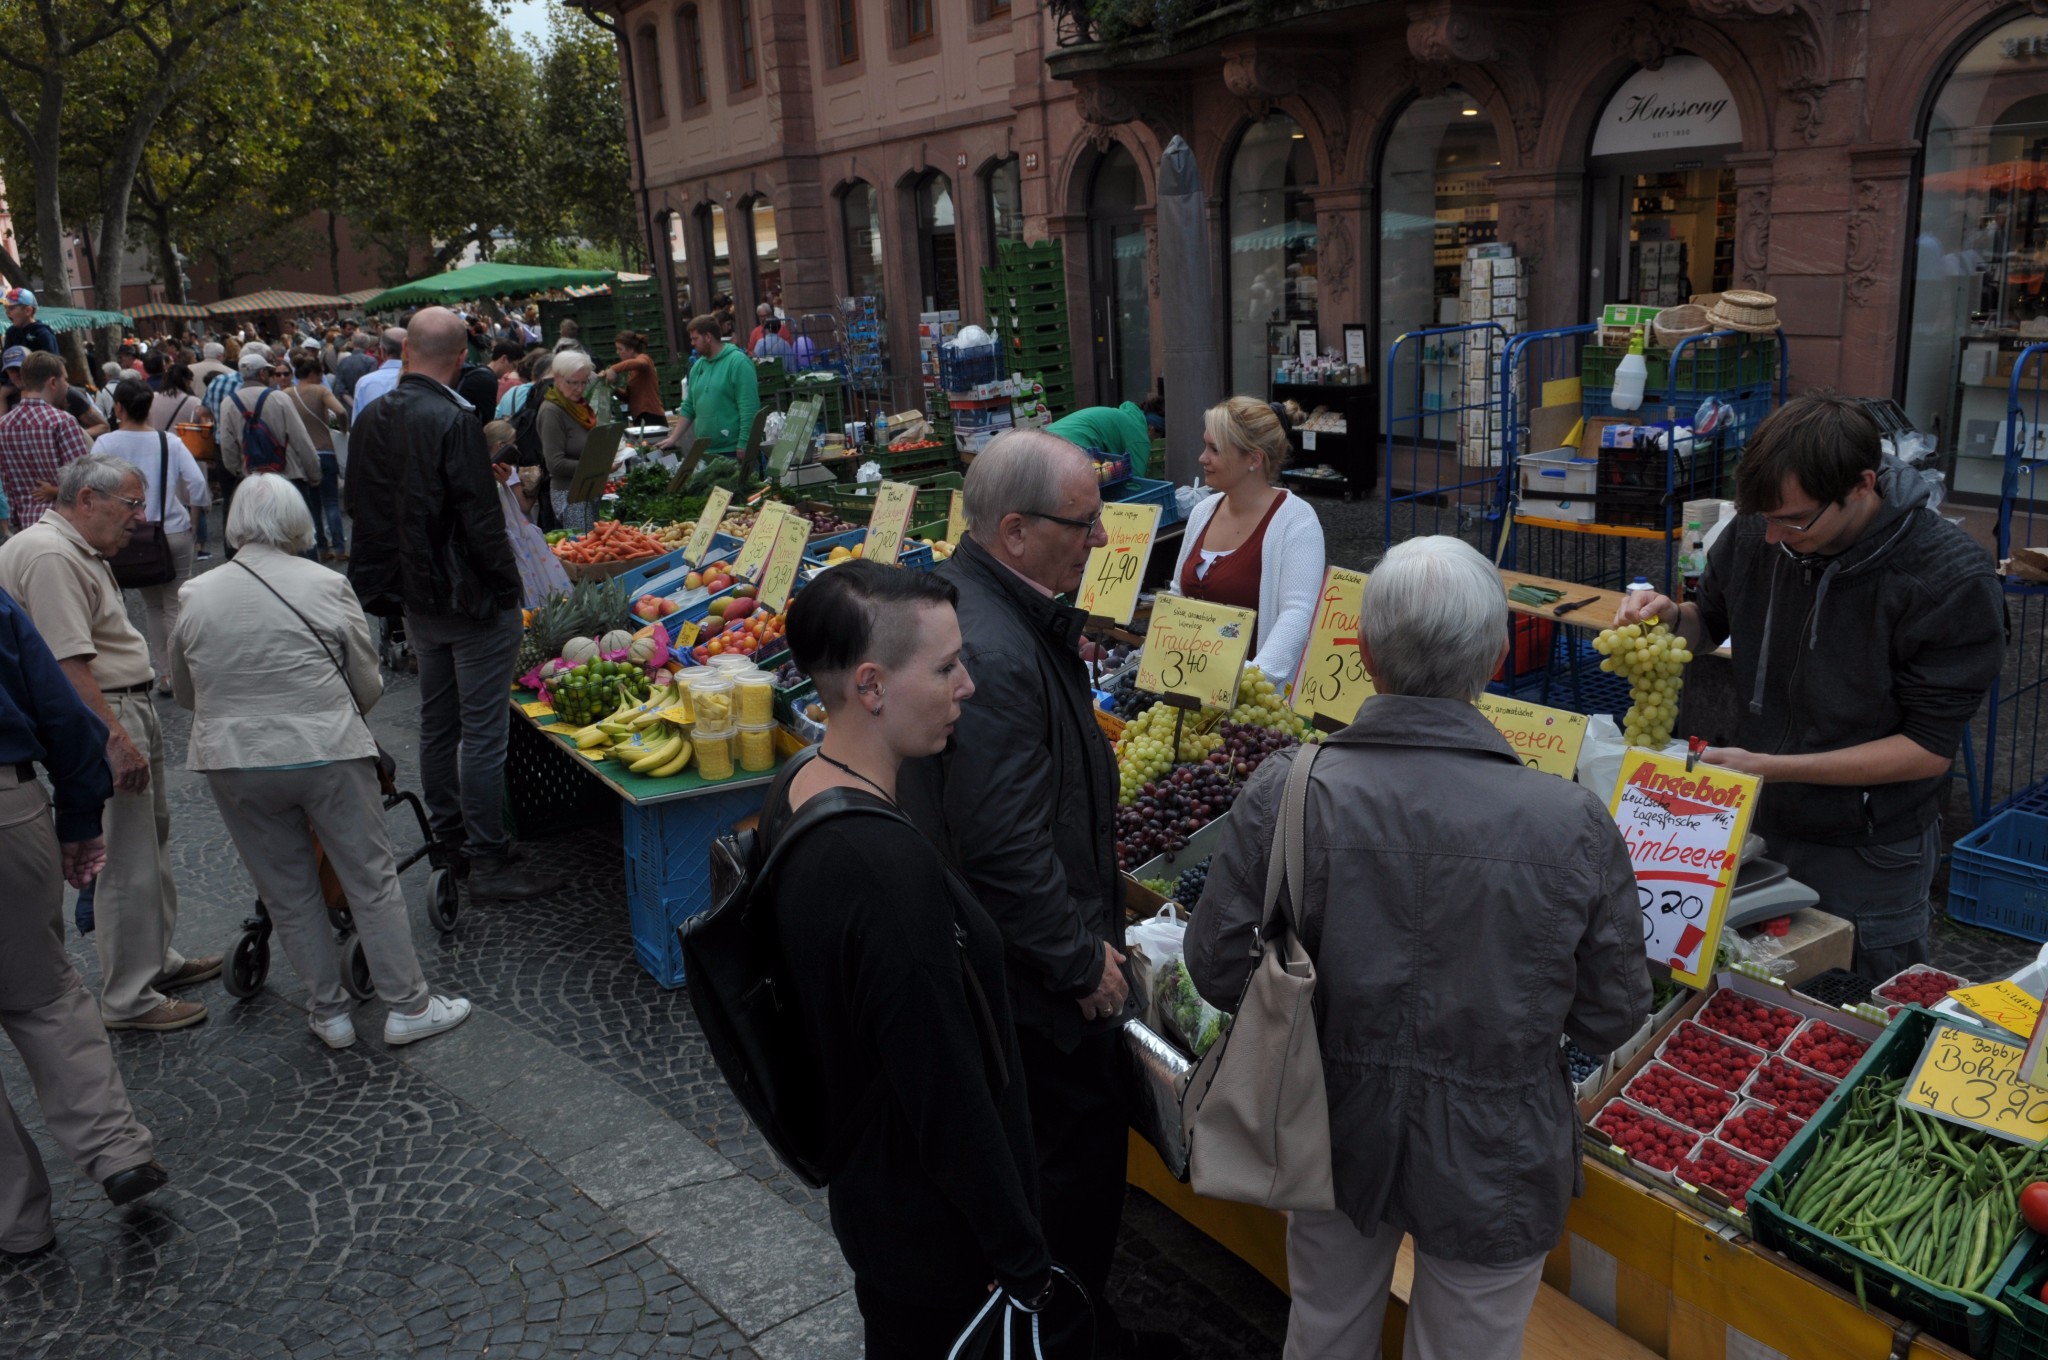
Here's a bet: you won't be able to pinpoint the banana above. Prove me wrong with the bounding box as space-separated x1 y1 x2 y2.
570 724 612 750
629 732 685 774
598 721 637 739
649 741 693 778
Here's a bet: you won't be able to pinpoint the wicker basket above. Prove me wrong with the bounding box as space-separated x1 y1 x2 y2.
1653 303 1713 347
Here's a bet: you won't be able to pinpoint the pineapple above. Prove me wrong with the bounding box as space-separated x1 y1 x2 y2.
515 577 627 677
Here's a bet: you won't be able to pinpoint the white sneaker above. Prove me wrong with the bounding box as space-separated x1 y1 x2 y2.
309 1012 357 1049
383 995 472 1046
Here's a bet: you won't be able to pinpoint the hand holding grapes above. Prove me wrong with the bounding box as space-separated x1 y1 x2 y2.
1614 588 1677 630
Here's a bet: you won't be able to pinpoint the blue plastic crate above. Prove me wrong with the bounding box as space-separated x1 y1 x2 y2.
622 786 766 987
1109 476 1182 526
621 532 745 601
1948 810 2048 941
938 340 1000 392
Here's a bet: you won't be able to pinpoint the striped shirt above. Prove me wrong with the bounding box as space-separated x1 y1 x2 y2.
0 397 89 527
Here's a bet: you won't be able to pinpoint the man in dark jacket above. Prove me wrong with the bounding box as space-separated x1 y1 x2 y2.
1620 392 2005 975
901 430 1159 1352
346 306 560 902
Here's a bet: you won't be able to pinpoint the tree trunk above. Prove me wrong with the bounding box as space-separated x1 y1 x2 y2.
328 213 342 293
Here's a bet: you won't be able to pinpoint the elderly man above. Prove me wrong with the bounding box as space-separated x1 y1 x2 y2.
333 332 379 405
350 328 407 418
0 586 170 1257
0 455 218 1032
217 351 321 558
0 353 92 530
188 341 231 389
1187 536 1649 1360
347 307 561 902
899 430 1159 1350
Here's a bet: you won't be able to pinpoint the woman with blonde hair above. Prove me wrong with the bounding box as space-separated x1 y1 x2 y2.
1167 394 1325 686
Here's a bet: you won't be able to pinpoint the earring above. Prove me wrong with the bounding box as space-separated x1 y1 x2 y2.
870 702 885 718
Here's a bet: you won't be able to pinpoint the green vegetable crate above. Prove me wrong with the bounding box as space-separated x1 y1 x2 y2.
1748 1006 2037 1356
1998 1238 2048 1359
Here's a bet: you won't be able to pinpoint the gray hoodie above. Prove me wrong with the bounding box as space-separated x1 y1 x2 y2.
1694 461 2005 846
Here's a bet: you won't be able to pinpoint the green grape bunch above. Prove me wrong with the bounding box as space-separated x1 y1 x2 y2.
1114 700 1225 805
1593 619 1694 748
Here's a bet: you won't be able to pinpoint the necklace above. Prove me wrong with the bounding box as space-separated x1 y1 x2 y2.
816 749 893 803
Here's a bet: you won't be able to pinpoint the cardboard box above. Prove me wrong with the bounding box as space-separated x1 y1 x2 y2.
1747 909 1854 986
1579 415 1641 462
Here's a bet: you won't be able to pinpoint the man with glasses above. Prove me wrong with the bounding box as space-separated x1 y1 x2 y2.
1617 392 2004 976
903 431 1168 1357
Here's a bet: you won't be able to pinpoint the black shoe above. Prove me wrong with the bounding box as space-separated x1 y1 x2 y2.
466 848 565 901
1 1237 55 1261
102 1160 169 1206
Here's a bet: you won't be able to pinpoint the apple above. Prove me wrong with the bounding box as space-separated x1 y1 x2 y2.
658 598 681 616
632 595 662 620
683 571 703 590
706 573 733 593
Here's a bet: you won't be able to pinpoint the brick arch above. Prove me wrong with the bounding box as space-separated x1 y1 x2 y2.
1057 132 1159 220
1540 36 1774 171
1868 2 2039 147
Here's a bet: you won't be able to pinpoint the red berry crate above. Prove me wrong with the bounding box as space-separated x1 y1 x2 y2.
1623 1060 1738 1133
1590 1097 1700 1175
1782 1018 1871 1080
1872 964 1970 1016
1698 988 1803 1051
1656 1019 1766 1091
1742 1056 1838 1119
1715 1098 1805 1164
1674 1138 1768 1213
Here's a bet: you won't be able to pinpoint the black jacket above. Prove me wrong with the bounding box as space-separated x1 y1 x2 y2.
455 363 497 427
344 372 519 621
901 535 1131 1051
1695 461 2006 846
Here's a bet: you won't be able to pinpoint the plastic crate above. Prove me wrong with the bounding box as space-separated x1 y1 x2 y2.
1948 810 2048 941
503 707 619 839
938 340 1001 392
1792 968 1880 1012
621 785 764 988
1748 1007 2036 1355
1998 1237 2048 1359
1109 475 1181 526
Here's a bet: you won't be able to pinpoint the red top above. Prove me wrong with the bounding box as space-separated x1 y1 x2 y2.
1180 491 1288 636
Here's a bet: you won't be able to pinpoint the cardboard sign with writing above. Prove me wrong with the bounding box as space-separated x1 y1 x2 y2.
1290 567 1373 723
684 486 734 567
945 489 968 545
757 512 812 613
1475 695 1589 779
665 440 708 495
564 423 625 504
732 503 790 583
1137 596 1258 710
1903 1021 2048 1144
1607 751 1760 988
1076 502 1160 625
1952 980 2044 1040
863 481 918 565
768 397 820 480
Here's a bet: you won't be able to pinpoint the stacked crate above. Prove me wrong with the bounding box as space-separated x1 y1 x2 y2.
982 240 1075 416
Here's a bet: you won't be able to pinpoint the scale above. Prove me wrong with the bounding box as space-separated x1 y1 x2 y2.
1721 833 1822 931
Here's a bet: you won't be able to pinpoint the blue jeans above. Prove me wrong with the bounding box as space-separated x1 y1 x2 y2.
308 454 346 554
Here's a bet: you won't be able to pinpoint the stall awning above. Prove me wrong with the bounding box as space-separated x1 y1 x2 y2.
1229 221 1319 253
37 305 132 332
205 288 354 317
357 262 620 312
127 301 214 322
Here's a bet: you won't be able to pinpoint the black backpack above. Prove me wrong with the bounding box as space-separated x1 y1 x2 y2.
508 377 551 468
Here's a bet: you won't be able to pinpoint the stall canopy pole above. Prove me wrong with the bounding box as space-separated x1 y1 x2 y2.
1157 136 1223 487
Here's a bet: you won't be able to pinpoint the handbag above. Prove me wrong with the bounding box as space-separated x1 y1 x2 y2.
1180 742 1334 1211
109 435 178 589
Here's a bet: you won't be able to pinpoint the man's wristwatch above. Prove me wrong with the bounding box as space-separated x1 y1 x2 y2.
1012 1277 1057 1313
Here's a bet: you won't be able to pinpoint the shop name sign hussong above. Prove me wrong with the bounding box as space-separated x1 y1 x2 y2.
1591 55 1743 157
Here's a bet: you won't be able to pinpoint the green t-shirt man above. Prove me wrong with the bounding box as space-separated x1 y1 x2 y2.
1046 401 1153 478
678 341 762 457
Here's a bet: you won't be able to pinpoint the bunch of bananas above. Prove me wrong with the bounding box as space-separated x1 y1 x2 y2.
566 682 696 778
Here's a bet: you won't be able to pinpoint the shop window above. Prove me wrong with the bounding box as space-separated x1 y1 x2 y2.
1227 114 1319 396
728 0 757 89
635 23 666 124
750 201 781 313
831 0 859 64
843 181 886 302
1906 15 2048 498
915 171 959 313
702 204 733 312
985 155 1024 253
676 5 708 106
1089 145 1151 404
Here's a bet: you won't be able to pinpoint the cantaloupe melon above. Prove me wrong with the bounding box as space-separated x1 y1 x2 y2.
561 637 600 666
599 629 634 655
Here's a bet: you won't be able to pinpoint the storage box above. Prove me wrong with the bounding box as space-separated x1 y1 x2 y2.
1520 448 1600 496
1948 810 2048 940
1520 493 1597 523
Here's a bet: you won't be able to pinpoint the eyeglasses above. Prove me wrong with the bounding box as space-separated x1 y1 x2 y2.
1760 500 1835 534
104 492 146 512
1024 508 1103 533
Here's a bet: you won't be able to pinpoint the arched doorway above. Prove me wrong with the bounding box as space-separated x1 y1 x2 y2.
665 211 692 319
1087 144 1151 405
701 204 733 310
842 180 885 302
749 200 781 314
1226 114 1318 396
915 171 960 313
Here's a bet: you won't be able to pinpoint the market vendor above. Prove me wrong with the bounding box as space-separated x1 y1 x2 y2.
1166 395 1325 688
1044 401 1153 478
1617 393 2005 977
658 314 760 465
603 329 664 426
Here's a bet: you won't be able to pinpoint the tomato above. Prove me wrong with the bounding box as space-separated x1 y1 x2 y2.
2021 1182 2048 1235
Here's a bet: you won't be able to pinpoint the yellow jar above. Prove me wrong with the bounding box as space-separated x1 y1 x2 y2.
692 727 736 781
684 672 735 731
734 670 774 726
737 723 776 773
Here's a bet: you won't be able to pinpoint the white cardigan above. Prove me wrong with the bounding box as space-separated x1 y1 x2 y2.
1167 489 1326 687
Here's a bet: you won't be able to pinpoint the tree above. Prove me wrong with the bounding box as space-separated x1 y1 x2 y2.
523 7 640 272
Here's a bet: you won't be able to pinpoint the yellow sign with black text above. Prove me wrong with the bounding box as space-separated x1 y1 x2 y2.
1904 1022 2048 1144
757 513 812 614
864 481 918 565
732 502 789 583
1475 695 1590 779
684 486 733 566
1290 567 1372 723
1075 503 1160 625
1137 596 1258 710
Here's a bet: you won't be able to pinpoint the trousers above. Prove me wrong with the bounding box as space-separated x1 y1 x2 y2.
1283 1209 1547 1360
406 607 524 857
206 760 430 1022
0 774 155 1252
137 529 196 681
96 692 186 1022
1773 822 1939 980
1014 1026 1127 1311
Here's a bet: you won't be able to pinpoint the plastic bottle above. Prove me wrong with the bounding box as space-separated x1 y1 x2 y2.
1611 327 1648 413
1627 576 1658 616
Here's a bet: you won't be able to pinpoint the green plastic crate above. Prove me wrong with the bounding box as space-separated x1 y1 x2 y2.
1997 1239 2048 1360
1748 1006 2037 1356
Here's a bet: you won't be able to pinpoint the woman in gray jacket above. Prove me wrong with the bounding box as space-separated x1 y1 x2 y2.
1186 534 1650 1360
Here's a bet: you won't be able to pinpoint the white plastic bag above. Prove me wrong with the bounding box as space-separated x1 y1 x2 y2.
1577 714 1688 803
1125 904 1186 970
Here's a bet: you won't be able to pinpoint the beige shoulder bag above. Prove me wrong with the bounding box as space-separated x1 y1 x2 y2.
1181 743 1334 1210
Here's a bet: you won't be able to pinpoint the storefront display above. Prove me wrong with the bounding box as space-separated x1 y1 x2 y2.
1227 115 1318 395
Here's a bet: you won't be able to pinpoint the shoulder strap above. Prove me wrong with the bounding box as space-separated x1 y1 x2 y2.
154 434 169 520
251 388 272 420
230 559 368 725
1258 743 1321 943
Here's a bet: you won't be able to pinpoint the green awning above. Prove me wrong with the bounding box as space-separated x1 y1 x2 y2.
37 305 132 332
357 262 620 312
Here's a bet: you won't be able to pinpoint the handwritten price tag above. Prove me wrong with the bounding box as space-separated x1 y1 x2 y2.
945 489 968 545
732 502 789 583
1290 567 1372 724
1950 981 2043 1039
1475 694 1589 779
1076 502 1160 624
757 513 812 613
1608 750 1759 988
1903 1022 2048 1144
685 486 733 566
1137 596 1257 710
864 481 919 565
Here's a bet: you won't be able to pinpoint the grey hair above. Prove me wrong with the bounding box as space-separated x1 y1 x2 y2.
243 341 272 363
202 342 224 360
530 351 555 380
226 472 316 553
1358 536 1508 702
380 327 406 358
238 351 270 379
551 348 595 382
100 362 124 381
963 430 1092 534
55 453 143 506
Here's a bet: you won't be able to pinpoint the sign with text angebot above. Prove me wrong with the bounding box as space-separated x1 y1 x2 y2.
1290 567 1373 724
1475 695 1589 779
945 489 968 545
1075 502 1160 624
684 486 734 567
1137 596 1258 710
1608 751 1759 988
732 502 789 584
757 511 812 613
863 481 918 565
1903 1021 2048 1145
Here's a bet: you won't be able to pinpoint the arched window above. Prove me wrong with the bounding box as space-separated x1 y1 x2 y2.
1226 115 1318 394
667 212 693 319
842 181 885 302
750 201 781 312
915 171 959 312
676 5 708 106
1088 146 1150 402
635 24 666 123
701 204 732 309
984 155 1023 253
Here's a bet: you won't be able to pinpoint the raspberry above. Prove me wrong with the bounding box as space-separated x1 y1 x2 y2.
1699 991 1801 1050
1659 1021 1765 1091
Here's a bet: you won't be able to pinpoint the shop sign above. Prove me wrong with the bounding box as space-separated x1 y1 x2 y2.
1904 1022 2048 1144
1474 694 1589 779
731 502 789 583
1607 749 1759 988
1075 501 1160 625
1591 56 1742 158
1138 596 1258 710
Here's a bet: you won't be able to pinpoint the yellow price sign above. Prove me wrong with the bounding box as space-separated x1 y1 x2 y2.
684 486 733 566
1475 694 1589 779
1608 750 1760 989
757 512 812 613
1075 502 1160 625
864 480 919 565
1289 567 1372 725
945 489 968 545
520 699 554 718
1136 595 1258 710
731 502 789 583
1950 981 2042 1039
1903 1021 2048 1144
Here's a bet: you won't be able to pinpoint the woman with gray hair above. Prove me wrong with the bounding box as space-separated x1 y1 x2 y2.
168 473 471 1048
1185 535 1650 1360
539 348 598 532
